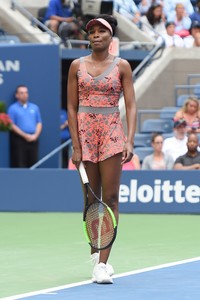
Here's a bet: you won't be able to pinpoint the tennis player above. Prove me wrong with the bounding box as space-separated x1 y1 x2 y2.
67 14 136 284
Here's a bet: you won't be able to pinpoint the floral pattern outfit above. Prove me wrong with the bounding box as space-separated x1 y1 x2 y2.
77 57 125 163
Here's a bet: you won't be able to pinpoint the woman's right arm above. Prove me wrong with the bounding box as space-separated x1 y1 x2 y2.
67 59 82 166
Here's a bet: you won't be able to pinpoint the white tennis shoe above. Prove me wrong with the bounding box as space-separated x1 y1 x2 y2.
90 253 114 276
92 263 113 284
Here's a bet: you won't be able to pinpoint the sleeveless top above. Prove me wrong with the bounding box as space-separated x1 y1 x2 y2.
77 56 122 108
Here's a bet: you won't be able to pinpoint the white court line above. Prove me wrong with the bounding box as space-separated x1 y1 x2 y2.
2 256 200 300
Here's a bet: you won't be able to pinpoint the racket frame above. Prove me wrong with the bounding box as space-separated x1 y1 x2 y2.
79 162 117 250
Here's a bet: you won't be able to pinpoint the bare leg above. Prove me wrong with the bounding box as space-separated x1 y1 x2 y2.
84 161 101 256
48 20 59 33
85 153 122 262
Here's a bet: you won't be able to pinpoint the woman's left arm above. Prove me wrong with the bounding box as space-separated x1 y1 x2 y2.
119 59 137 163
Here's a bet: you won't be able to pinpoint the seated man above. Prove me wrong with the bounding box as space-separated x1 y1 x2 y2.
162 119 188 161
44 0 85 44
173 133 200 169
157 21 184 47
113 0 141 27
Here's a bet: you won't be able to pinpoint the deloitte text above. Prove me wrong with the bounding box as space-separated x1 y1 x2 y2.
119 179 200 204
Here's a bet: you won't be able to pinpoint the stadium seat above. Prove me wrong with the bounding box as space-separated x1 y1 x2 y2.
162 132 174 140
193 83 200 98
176 94 191 107
0 35 21 44
37 6 47 23
141 119 174 134
134 133 152 147
134 147 153 163
160 107 179 119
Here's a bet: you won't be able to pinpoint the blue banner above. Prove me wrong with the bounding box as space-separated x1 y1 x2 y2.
0 170 199 214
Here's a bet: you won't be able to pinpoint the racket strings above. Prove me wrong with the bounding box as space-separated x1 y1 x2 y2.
86 202 115 249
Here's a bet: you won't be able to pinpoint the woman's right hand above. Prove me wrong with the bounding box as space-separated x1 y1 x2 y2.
71 147 82 169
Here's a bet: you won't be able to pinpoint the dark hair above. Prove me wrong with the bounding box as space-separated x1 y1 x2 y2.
146 4 163 26
93 14 118 36
165 21 175 28
151 132 163 143
189 20 200 33
15 85 28 93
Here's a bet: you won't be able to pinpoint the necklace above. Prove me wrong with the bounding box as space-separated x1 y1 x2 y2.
91 54 110 69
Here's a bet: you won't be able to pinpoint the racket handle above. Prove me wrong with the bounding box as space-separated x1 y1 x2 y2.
79 162 89 184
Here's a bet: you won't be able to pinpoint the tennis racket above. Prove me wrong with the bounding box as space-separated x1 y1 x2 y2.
79 162 117 250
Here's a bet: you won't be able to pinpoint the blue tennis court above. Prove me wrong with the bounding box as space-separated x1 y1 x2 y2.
4 257 200 300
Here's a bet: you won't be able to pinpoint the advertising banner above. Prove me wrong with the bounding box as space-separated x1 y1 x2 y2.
0 170 199 214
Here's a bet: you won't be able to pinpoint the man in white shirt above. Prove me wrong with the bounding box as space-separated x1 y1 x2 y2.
157 21 184 47
162 119 188 161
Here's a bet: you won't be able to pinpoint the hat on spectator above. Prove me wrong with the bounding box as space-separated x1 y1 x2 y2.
173 119 187 128
189 21 200 33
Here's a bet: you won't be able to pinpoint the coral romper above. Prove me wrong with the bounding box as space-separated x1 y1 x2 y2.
77 56 126 163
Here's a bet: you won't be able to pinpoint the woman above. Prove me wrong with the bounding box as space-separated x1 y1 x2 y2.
140 3 166 39
173 96 200 133
142 133 174 170
167 3 191 38
67 15 136 284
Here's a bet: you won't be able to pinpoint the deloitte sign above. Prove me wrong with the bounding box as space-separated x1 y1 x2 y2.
119 171 200 214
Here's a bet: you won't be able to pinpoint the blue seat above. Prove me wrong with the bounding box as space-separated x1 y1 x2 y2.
193 83 200 97
134 147 153 163
162 132 174 140
0 35 21 44
176 94 191 107
160 107 179 119
141 119 174 134
134 133 152 147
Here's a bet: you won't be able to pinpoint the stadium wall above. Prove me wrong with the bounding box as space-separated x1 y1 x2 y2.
0 169 199 214
0 44 61 168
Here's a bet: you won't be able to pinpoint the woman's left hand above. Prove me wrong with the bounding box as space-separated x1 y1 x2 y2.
122 141 134 164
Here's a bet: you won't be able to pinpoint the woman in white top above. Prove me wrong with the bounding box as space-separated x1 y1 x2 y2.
142 133 174 170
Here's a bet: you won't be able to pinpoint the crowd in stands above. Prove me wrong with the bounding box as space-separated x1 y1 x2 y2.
139 98 200 171
36 0 200 48
113 0 200 47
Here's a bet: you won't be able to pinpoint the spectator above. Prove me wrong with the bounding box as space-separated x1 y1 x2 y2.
173 96 200 133
8 85 42 168
122 153 141 170
60 108 71 168
184 20 200 47
162 119 188 161
142 133 174 169
113 0 141 27
138 0 164 16
157 21 184 46
140 3 167 39
44 0 85 44
190 0 200 23
173 133 200 169
163 0 194 18
167 3 191 37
